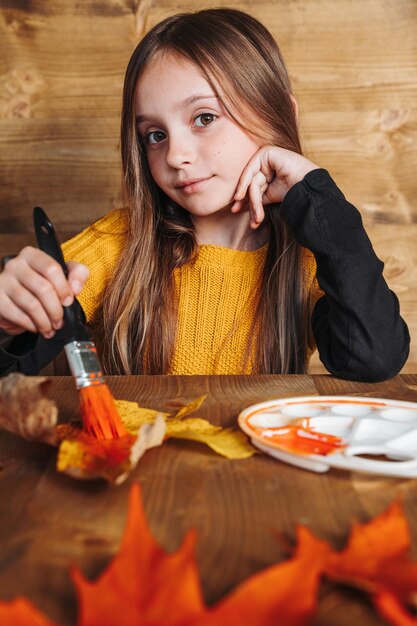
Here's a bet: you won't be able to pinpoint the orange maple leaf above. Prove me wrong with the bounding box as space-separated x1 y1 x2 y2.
324 500 417 625
374 591 417 626
72 484 204 625
0 484 328 626
2 489 417 626
0 597 58 626
73 485 328 626
199 526 330 626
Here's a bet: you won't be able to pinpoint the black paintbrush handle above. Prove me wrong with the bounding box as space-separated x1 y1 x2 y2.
33 206 90 342
33 207 68 276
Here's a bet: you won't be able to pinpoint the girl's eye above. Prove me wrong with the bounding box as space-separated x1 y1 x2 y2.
146 130 167 145
194 113 217 127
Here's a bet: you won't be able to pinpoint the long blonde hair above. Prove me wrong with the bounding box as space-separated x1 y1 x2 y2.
97 8 313 374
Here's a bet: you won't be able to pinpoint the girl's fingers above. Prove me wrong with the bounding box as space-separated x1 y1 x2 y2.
0 248 88 338
0 292 38 335
17 248 74 306
248 174 266 228
0 249 85 337
66 261 90 296
7 264 66 331
233 148 275 217
234 145 320 214
0 281 54 337
234 155 262 204
232 170 267 225
230 198 247 213
11 290 55 338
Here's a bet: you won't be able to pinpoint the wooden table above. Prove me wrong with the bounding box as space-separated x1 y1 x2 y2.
1 374 417 625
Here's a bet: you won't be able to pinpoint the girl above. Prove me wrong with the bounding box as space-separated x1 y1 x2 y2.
0 8 410 380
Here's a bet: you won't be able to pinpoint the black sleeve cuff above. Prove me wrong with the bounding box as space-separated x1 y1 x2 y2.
0 299 88 376
279 168 410 382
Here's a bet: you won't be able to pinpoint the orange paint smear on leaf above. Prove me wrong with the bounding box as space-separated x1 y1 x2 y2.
79 384 128 440
262 425 345 455
77 432 135 469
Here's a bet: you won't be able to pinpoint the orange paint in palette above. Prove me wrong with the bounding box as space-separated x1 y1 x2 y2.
257 424 346 456
238 395 417 477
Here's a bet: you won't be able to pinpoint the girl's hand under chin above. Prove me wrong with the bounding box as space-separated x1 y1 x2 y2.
231 146 319 229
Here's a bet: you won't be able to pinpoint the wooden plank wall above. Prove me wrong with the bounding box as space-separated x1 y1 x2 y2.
0 0 416 373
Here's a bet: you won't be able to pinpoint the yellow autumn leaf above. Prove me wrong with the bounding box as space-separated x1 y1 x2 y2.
115 400 170 429
56 396 254 484
115 400 255 460
58 439 84 472
168 422 255 459
56 417 166 483
172 394 208 419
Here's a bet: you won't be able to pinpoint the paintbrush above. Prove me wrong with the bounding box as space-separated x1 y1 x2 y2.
33 206 127 440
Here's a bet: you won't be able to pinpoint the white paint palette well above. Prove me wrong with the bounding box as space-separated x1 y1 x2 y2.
238 396 417 477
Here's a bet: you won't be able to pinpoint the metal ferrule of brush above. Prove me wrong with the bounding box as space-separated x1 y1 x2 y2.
62 305 105 389
64 341 105 389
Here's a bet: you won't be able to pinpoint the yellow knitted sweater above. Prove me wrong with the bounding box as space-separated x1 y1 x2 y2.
62 209 321 374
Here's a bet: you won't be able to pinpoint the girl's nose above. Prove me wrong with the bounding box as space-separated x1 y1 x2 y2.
166 135 195 168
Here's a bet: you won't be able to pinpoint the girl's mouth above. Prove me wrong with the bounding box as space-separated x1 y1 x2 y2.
176 176 213 194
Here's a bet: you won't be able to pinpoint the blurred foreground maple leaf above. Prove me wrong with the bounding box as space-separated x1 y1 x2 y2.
0 484 327 626
1 488 416 626
324 500 417 626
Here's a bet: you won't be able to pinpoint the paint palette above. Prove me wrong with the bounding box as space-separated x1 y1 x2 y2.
238 396 417 477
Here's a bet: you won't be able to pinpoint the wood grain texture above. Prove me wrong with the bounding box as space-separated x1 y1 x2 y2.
0 374 416 625
0 0 416 368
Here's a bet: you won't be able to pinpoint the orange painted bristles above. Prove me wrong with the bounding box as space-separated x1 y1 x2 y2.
79 384 128 440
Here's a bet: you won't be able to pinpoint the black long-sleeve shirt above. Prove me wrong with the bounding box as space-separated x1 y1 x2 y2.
0 169 410 381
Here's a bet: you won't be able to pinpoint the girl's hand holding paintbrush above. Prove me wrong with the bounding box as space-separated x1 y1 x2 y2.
0 207 127 442
0 246 89 339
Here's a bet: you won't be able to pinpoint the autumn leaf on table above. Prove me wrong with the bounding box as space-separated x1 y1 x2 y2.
55 392 232 482
56 415 166 484
57 399 253 480
170 394 208 419
73 486 328 626
116 397 255 459
0 483 327 626
0 376 253 481
324 500 417 625
0 373 57 444
0 373 167 484
72 483 204 626
4 485 416 626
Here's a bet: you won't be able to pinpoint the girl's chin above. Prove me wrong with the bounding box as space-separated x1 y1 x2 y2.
184 202 239 218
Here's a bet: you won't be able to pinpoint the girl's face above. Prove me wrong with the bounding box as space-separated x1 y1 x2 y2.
135 52 264 220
